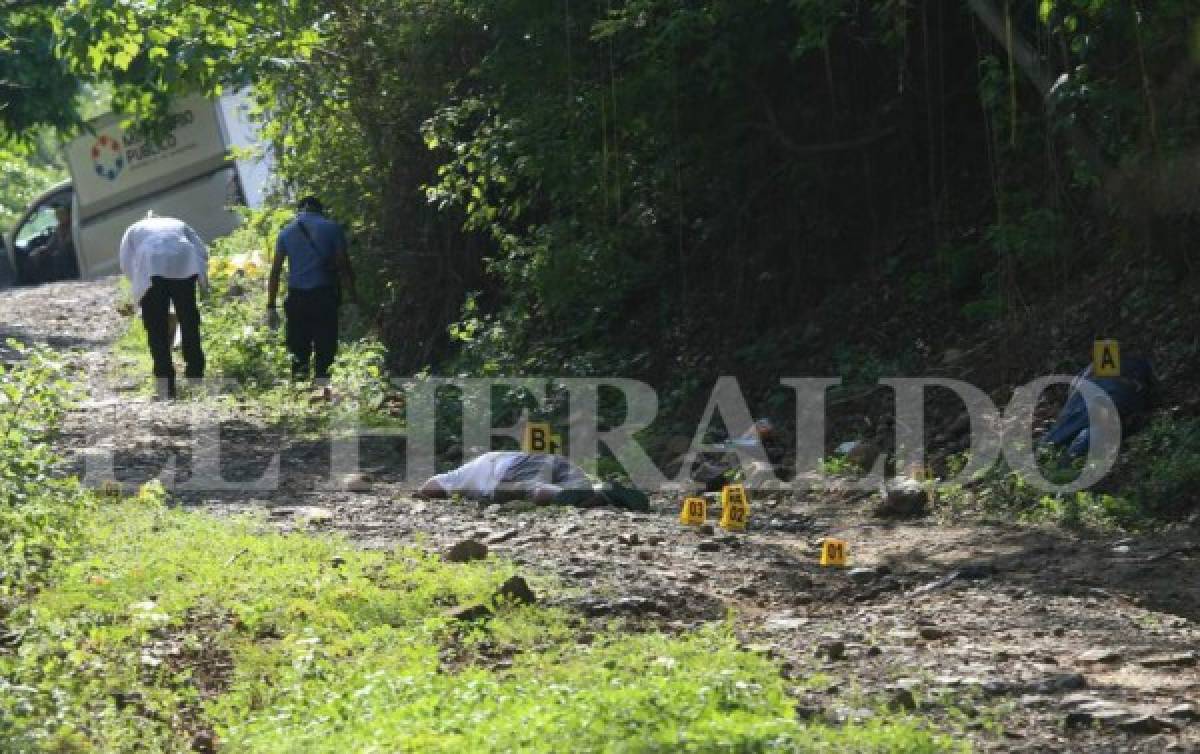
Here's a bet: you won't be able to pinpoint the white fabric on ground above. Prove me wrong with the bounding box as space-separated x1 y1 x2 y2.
430 451 525 498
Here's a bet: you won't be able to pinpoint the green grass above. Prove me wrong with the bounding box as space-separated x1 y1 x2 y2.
0 486 962 752
4 220 964 753
1 344 88 600
818 455 864 478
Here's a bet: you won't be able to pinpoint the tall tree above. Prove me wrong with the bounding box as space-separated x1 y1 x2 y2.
0 1 81 135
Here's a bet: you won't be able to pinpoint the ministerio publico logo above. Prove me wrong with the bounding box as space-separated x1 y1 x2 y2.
91 134 125 181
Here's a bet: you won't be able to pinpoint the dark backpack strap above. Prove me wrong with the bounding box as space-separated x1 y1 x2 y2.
294 218 341 301
295 220 325 259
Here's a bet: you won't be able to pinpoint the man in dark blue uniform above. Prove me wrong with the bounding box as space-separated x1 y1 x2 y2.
267 196 359 386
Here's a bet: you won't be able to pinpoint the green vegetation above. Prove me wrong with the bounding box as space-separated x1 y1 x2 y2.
113 212 393 428
935 418 1200 531
1122 416 1200 519
2 0 1196 747
28 0 1192 380
1 493 960 752
0 5 81 135
0 142 66 233
818 456 864 479
5 3 1197 525
0 343 88 598
0 352 959 753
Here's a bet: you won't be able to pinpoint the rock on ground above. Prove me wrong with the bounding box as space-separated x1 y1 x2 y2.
3 276 1197 754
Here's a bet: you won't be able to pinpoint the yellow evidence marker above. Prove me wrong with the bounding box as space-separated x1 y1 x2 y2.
1093 339 1121 378
680 496 707 526
719 484 750 531
820 538 849 567
523 422 553 453
549 433 563 455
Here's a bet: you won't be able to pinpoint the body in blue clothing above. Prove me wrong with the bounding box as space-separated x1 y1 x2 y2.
1042 357 1157 457
275 210 347 290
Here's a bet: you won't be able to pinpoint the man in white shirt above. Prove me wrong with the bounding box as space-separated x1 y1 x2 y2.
416 451 649 510
119 212 209 398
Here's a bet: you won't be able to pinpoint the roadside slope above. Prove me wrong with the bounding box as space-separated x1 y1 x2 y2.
5 277 1198 752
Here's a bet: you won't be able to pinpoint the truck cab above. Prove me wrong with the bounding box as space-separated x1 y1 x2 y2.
4 182 76 286
2 94 269 287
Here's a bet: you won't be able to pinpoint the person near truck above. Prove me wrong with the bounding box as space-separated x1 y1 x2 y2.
119 212 208 399
22 205 77 284
266 196 359 389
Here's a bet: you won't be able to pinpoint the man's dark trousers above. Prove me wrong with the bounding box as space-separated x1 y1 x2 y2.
140 275 205 389
284 286 338 380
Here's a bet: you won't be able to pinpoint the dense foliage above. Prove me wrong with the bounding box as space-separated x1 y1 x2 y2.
39 1 1198 387
0 343 88 598
0 144 65 234
0 2 81 135
2 3 1196 746
1 1 1195 479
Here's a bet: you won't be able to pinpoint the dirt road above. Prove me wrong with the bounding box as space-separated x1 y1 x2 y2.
5 277 1198 753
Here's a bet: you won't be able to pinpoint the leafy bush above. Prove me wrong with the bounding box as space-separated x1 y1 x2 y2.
116 211 394 426
0 343 92 599
819 455 863 478
0 142 65 231
1123 416 1200 520
937 418 1200 530
199 217 291 386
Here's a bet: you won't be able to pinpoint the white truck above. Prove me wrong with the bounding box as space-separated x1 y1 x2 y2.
2 94 270 285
